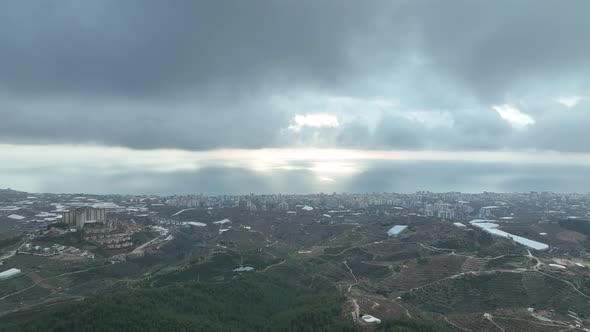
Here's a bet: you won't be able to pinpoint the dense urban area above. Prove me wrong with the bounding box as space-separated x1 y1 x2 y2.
1 188 590 331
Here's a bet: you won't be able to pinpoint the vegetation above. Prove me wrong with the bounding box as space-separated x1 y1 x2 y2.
434 238 471 250
47 222 69 229
348 259 390 279
381 251 422 262
131 230 159 246
476 236 526 257
485 255 532 269
0 274 356 332
153 252 277 286
0 234 23 249
375 319 458 332
35 231 84 248
559 218 590 237
403 271 590 316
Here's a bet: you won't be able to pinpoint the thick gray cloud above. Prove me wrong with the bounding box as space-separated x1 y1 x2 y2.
517 103 590 153
1 1 590 152
403 1 590 101
0 0 377 97
0 96 289 150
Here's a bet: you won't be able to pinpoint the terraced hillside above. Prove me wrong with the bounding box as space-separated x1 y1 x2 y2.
403 271 590 317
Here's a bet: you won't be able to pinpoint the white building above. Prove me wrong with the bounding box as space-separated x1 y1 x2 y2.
437 208 455 220
62 207 106 228
425 203 455 220
469 219 548 250
479 206 498 218
361 314 381 324
387 225 408 236
0 268 21 279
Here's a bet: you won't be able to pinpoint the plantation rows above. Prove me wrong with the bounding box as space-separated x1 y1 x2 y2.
449 313 565 332
376 254 466 291
403 271 590 317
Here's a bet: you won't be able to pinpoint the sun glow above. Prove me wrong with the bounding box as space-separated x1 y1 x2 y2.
288 114 340 131
492 104 535 128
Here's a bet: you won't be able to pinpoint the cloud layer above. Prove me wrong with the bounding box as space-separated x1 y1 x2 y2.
0 0 590 191
1 1 590 154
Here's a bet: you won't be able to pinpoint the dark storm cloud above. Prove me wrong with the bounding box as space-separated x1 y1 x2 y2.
0 0 382 149
1 1 589 151
0 97 289 150
517 104 590 153
0 0 378 97
395 0 590 101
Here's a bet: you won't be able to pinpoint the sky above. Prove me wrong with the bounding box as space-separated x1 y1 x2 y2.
1 1 590 195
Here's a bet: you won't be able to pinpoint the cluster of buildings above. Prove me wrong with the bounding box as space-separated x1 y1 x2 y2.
51 207 133 249
150 191 590 224
83 227 133 250
163 192 427 212
19 242 94 258
165 194 229 208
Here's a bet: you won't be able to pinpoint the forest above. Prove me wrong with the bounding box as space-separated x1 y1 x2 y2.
0 272 456 332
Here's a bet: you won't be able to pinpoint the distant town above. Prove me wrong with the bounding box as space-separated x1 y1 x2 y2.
2 189 590 266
